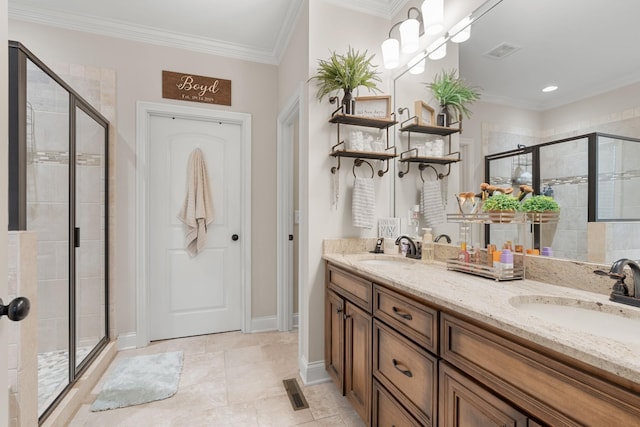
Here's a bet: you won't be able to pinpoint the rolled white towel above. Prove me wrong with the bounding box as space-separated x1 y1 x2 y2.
352 176 375 229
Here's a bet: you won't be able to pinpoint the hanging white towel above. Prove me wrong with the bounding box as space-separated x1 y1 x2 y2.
421 180 446 227
177 148 214 257
352 176 375 229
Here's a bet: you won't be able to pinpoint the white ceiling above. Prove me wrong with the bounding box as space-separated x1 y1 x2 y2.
7 0 408 65
460 0 640 110
9 0 639 110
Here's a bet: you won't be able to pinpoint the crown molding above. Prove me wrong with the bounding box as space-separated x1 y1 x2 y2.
322 0 409 19
8 2 306 65
273 0 304 63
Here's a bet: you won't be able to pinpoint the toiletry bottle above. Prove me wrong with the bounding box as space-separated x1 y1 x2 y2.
486 244 495 268
472 243 481 264
492 250 502 274
421 228 434 263
458 242 470 263
500 249 514 277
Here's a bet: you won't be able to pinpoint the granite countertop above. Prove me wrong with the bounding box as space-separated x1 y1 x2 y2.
323 252 640 386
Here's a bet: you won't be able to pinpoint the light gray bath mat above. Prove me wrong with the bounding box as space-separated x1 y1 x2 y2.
91 351 183 411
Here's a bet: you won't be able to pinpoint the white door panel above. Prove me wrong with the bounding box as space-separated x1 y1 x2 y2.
148 115 242 340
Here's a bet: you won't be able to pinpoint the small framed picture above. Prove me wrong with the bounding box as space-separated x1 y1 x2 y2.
414 100 435 126
354 95 392 119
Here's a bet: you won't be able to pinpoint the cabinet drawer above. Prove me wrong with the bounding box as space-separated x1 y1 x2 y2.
372 380 422 427
374 285 438 353
441 313 640 426
439 361 528 427
327 264 372 312
373 320 437 426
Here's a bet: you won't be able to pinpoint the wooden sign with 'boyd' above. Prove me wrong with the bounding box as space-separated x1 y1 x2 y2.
162 70 231 106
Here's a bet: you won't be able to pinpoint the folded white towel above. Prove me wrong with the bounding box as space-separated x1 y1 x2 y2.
421 180 445 227
177 148 214 256
352 176 375 229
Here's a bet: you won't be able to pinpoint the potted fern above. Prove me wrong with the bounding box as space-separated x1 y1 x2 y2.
482 193 521 223
521 195 560 223
310 46 381 114
427 69 480 126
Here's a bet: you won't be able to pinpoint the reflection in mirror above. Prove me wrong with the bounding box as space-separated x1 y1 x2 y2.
394 0 640 263
598 137 640 221
487 133 640 263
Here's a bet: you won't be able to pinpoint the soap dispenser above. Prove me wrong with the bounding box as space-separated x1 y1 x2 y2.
421 228 434 263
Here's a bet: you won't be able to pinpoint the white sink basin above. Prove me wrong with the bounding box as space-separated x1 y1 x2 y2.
358 258 414 267
509 295 640 343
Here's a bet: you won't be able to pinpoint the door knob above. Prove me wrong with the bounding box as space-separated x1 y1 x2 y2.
231 234 239 241
0 297 31 322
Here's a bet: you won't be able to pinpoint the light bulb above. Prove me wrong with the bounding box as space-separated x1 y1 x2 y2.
451 16 472 43
399 18 420 53
408 53 426 75
422 0 444 36
428 37 447 60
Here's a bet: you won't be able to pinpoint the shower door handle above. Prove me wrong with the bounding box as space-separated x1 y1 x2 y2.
74 227 81 248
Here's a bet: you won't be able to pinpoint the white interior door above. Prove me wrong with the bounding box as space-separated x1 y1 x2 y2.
148 115 243 341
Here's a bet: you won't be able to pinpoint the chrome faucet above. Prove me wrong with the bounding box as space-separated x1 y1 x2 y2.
434 234 451 243
594 258 640 308
395 235 421 259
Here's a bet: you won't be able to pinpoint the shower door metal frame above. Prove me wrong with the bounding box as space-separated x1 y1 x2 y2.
7 40 110 423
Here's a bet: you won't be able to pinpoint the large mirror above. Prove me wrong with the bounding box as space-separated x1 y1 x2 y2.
393 0 640 263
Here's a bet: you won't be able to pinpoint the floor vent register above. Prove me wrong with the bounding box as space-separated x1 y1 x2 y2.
282 378 309 411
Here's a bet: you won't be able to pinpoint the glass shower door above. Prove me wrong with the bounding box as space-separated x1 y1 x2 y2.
74 105 108 369
24 58 71 414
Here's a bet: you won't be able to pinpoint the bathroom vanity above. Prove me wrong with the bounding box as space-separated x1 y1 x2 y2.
324 253 640 426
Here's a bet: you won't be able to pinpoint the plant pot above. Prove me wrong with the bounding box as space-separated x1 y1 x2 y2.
526 211 560 223
342 89 355 115
487 210 517 223
437 104 450 127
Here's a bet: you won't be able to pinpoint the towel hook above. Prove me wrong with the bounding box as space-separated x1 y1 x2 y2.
419 163 439 181
353 159 374 179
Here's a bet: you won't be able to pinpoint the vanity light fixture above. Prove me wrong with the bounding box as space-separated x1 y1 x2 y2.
381 7 424 68
542 85 558 93
381 0 469 70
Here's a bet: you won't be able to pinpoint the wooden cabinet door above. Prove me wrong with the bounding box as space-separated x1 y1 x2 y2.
439 362 528 427
345 301 372 426
325 290 344 393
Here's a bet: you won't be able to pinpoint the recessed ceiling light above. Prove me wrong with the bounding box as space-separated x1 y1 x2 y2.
542 85 558 93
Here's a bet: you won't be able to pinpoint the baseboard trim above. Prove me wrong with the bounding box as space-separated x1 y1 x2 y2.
116 332 138 351
250 315 278 333
119 315 296 345
298 355 330 386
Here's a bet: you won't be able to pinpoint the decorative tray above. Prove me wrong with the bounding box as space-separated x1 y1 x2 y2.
446 259 524 281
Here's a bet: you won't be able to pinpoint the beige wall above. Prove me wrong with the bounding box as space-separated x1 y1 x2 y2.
8 19 280 334
2 0 10 422
306 1 393 365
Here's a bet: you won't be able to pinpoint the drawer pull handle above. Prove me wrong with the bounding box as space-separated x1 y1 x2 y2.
392 306 413 320
392 359 413 378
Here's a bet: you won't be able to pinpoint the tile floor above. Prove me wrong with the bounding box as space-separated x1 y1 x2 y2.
68 330 365 426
